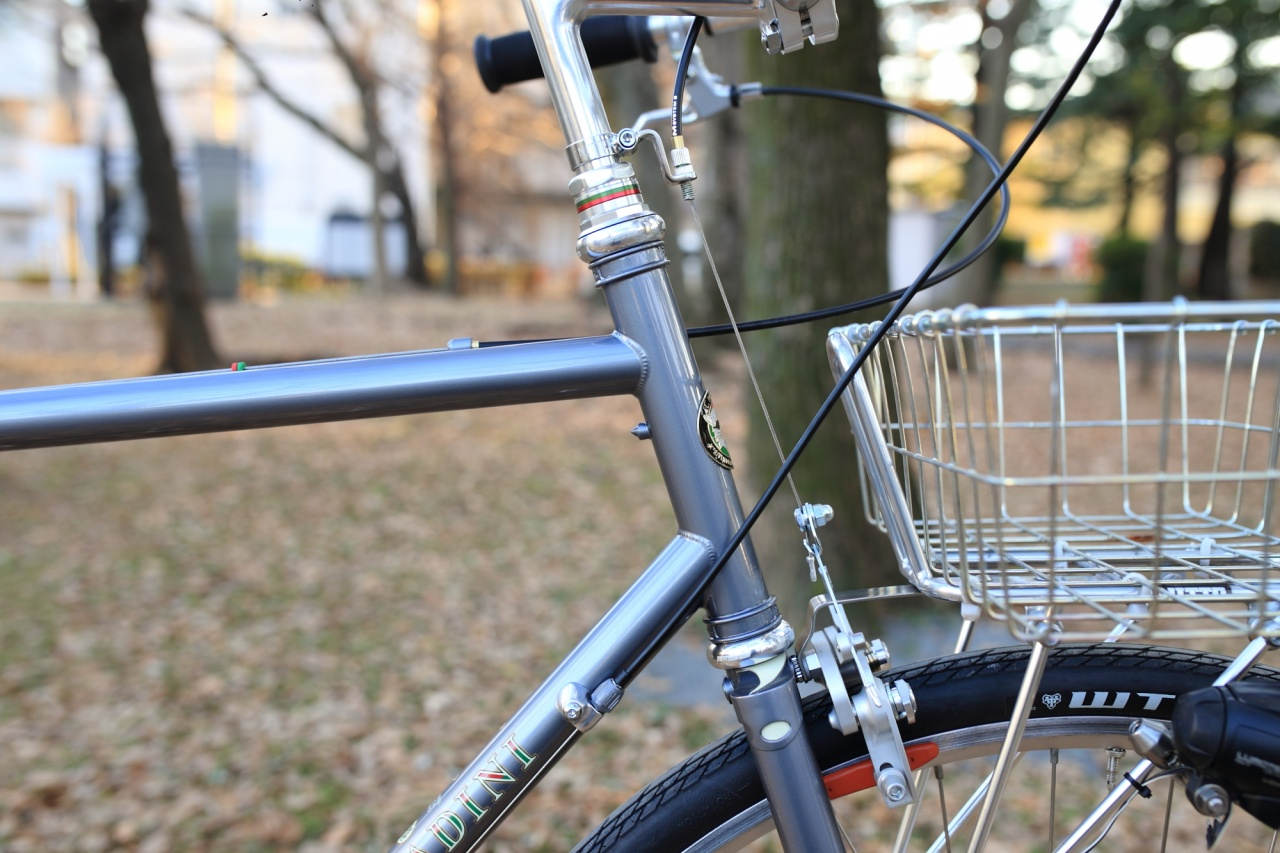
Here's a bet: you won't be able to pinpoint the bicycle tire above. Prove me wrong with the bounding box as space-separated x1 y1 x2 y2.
576 644 1280 852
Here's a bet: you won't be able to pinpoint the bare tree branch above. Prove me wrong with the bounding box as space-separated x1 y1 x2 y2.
183 0 429 286
180 6 368 162
308 0 377 99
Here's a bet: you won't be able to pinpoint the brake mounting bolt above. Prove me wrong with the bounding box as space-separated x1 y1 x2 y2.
877 767 909 804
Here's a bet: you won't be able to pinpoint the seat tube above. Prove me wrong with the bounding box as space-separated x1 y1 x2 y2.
522 2 844 848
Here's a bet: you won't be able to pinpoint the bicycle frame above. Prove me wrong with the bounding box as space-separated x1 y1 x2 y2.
0 276 839 853
0 6 855 850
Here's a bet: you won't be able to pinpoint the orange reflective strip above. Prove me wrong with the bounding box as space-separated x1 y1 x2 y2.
822 742 941 799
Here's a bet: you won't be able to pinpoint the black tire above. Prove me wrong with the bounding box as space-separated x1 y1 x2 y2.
576 644 1280 852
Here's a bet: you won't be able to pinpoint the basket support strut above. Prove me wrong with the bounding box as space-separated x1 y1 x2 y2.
966 635 1052 851
893 615 979 852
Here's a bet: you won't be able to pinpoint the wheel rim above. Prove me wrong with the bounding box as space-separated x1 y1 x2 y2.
683 716 1147 853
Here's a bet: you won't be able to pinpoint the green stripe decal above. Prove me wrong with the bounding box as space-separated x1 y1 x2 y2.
576 182 640 212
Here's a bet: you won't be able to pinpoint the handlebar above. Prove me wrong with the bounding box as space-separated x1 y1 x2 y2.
474 16 658 94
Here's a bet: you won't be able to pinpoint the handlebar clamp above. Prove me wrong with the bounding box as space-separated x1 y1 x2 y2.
758 0 839 55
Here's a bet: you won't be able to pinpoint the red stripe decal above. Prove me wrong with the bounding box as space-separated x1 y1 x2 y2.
576 187 640 212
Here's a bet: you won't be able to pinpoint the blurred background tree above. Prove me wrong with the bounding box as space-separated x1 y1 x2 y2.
186 0 433 291
1186 0 1280 300
1015 0 1279 301
88 0 221 372
741 0 897 598
952 0 1037 309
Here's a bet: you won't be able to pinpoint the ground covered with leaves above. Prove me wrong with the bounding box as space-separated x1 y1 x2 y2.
0 295 734 851
2 294 1277 851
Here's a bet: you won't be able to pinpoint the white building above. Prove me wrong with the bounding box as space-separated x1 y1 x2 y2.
0 0 437 290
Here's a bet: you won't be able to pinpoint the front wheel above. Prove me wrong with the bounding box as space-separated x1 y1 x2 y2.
576 644 1280 852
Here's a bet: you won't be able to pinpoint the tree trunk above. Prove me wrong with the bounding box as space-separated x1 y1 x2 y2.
369 147 388 293
310 3 428 289
742 0 896 604
953 0 1036 309
97 138 118 298
1196 75 1243 302
695 29 748 333
384 156 430 290
705 88 746 320
1116 123 1139 236
431 5 461 296
1142 58 1184 304
89 0 220 373
1196 135 1238 301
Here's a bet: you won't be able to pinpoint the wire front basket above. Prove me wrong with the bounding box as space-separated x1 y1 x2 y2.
828 300 1280 643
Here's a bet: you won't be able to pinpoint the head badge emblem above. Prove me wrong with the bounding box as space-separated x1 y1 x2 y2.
698 391 733 470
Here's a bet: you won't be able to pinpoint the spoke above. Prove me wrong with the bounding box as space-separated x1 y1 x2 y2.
926 753 1025 853
893 769 927 852
1159 777 1174 853
935 766 953 853
1061 641 1273 852
1049 748 1059 850
1059 759 1155 853
838 820 859 853
1269 829 1278 853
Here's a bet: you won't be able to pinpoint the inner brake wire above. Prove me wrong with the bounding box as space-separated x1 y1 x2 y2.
614 0 1126 684
696 0 1125 597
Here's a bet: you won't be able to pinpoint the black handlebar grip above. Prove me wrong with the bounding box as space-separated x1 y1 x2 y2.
474 16 658 94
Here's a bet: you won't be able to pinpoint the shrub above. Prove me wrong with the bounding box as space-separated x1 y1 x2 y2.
994 235 1026 270
1249 221 1280 281
1095 236 1147 303
242 251 313 292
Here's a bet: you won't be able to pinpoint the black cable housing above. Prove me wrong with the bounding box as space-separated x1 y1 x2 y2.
671 17 705 138
615 0 1126 684
686 85 1010 339
478 86 1010 349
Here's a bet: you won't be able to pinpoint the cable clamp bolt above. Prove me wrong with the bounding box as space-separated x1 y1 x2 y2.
557 683 603 732
613 127 639 153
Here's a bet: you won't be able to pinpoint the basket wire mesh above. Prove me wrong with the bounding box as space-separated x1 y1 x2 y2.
828 300 1280 642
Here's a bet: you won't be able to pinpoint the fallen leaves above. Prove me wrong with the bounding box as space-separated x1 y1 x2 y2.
0 294 728 851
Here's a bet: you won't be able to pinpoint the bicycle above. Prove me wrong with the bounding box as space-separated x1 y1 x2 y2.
2 0 1280 850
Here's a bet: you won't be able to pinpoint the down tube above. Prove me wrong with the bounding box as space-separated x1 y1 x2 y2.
389 533 715 853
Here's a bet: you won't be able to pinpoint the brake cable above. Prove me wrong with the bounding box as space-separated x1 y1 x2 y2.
686 85 1011 339
478 77 1011 347
613 0 1125 684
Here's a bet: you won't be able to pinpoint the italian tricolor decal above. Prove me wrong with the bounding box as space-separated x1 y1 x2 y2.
576 181 640 213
